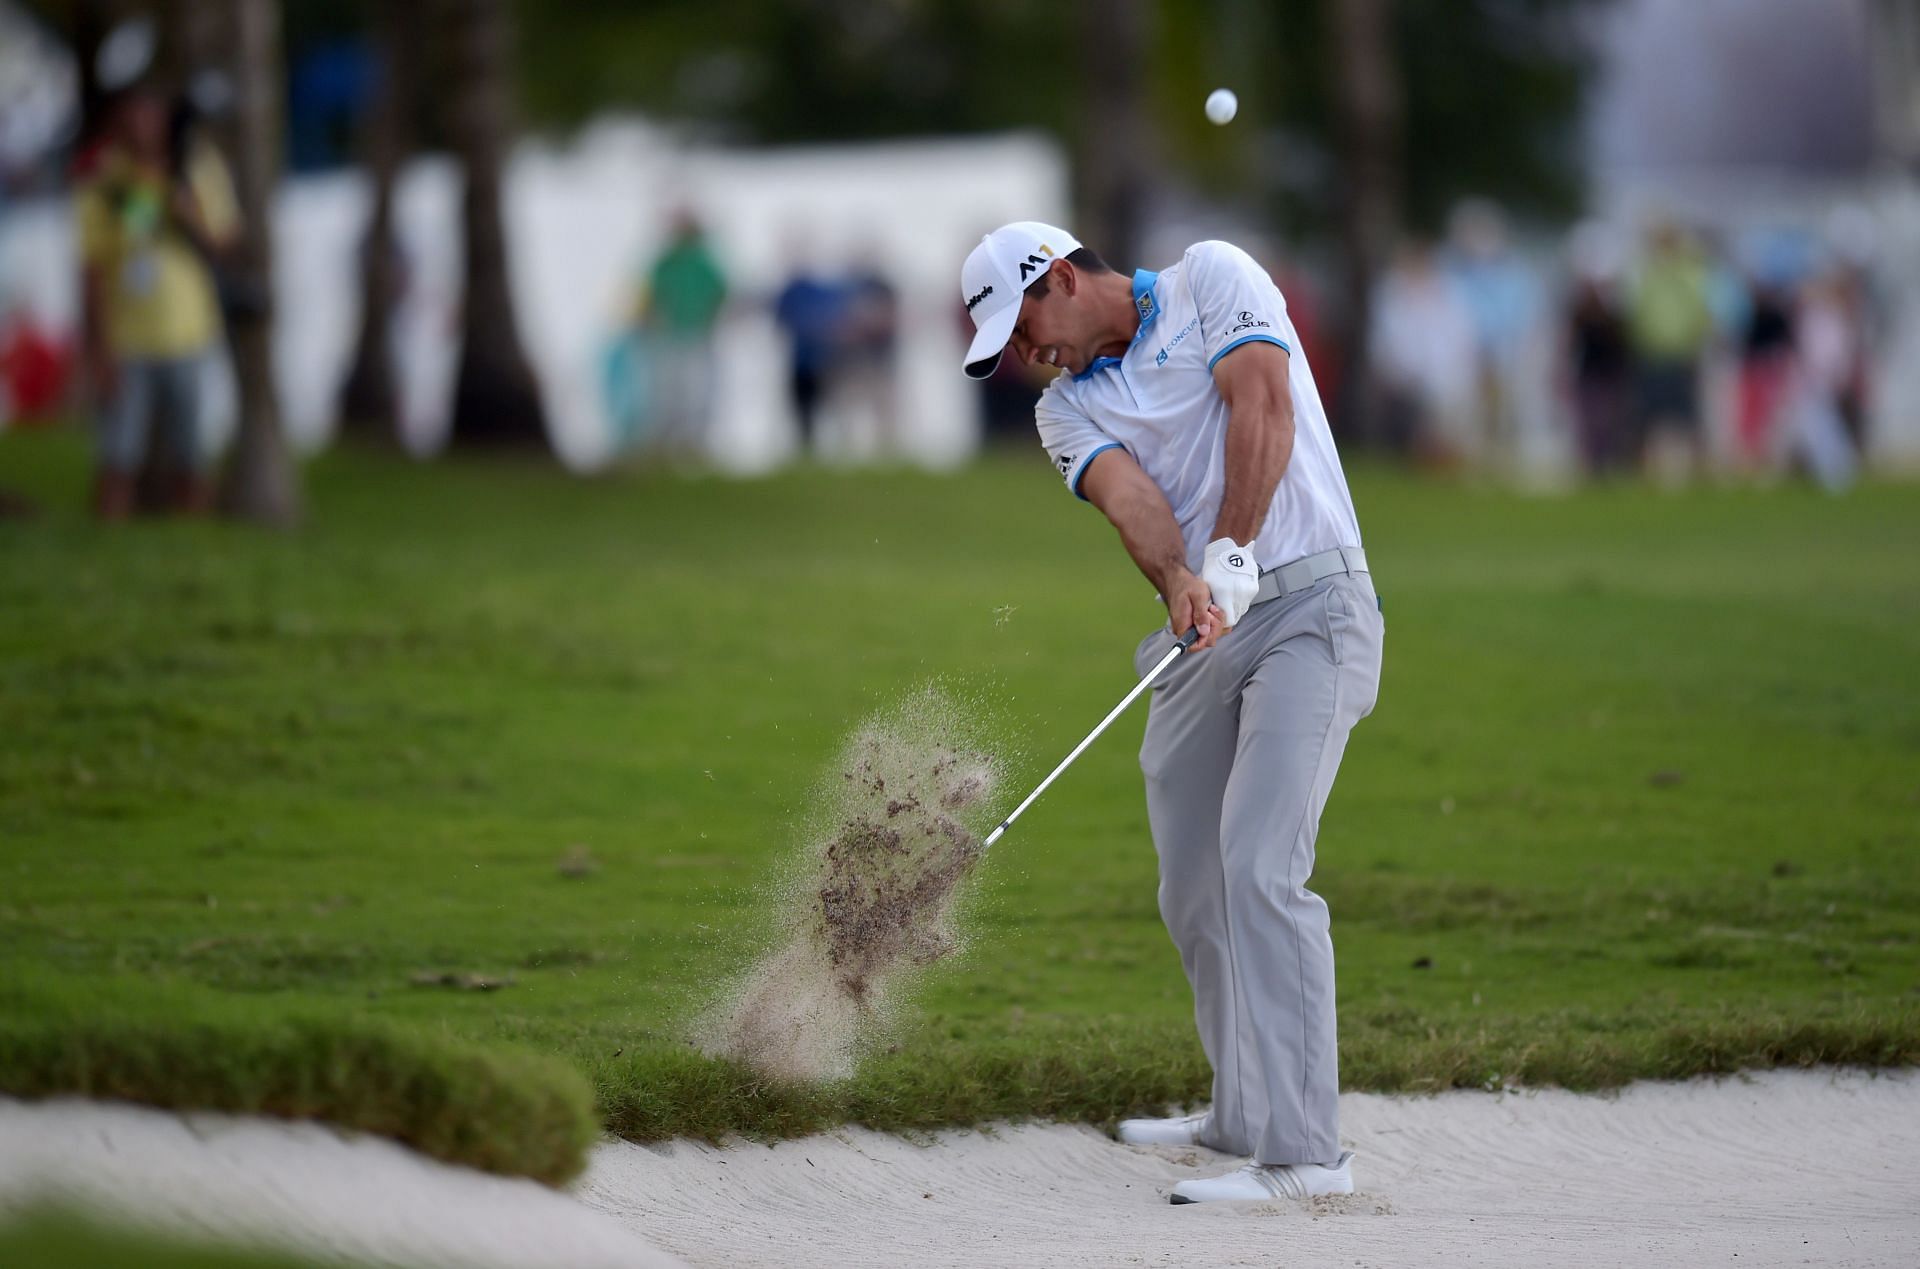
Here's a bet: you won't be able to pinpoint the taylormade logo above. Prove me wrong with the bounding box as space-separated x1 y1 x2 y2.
965 284 994 312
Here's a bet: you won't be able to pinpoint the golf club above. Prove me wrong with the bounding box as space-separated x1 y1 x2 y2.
982 626 1203 850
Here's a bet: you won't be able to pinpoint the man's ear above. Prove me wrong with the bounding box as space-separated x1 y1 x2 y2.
1051 258 1076 296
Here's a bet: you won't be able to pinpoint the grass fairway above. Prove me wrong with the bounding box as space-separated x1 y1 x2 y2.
3 427 1916 1176
0 1206 335 1269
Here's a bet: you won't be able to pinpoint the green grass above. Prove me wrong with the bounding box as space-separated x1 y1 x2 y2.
0 1206 335 1269
0 969 596 1185
3 426 1917 1178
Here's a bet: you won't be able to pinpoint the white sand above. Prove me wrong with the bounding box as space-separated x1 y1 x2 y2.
6 1070 1917 1268
0 1096 684 1268
580 1069 1920 1268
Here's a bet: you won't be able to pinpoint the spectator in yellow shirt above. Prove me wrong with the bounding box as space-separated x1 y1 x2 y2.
76 86 239 518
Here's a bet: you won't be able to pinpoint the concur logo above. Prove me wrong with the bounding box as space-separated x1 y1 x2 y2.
1154 317 1200 366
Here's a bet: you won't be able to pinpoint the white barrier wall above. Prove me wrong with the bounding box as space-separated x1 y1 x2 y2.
0 122 1072 470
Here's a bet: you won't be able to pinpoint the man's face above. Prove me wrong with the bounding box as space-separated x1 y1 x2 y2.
1008 262 1094 375
115 93 168 165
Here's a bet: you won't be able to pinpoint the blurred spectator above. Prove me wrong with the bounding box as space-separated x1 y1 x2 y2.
1826 260 1874 451
976 338 1044 441
773 259 844 454
75 84 238 518
637 210 727 459
0 303 71 425
1787 269 1860 491
1368 239 1477 465
1694 230 1752 472
1267 256 1338 419
1565 268 1633 477
1734 279 1795 474
1446 200 1539 463
1700 230 1754 347
828 265 899 457
1625 221 1713 481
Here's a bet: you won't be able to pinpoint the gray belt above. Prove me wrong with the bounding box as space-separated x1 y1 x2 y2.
1252 546 1368 606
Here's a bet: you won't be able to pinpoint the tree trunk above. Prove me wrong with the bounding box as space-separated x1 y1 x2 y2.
1327 0 1403 446
337 0 423 443
70 0 117 145
213 0 301 524
439 0 547 449
1078 0 1152 268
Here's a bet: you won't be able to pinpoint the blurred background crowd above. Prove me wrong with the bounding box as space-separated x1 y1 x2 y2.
1 0 1917 521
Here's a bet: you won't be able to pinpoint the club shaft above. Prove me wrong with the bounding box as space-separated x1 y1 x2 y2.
982 634 1194 850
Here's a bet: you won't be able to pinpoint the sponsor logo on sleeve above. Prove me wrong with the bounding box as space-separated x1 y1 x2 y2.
1056 453 1075 478
1227 310 1272 335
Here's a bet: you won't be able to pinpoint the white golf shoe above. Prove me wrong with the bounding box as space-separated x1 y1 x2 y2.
1168 1150 1355 1204
1116 1111 1212 1147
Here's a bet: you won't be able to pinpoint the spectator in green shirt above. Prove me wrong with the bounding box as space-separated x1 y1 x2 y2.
637 212 727 460
1626 221 1713 477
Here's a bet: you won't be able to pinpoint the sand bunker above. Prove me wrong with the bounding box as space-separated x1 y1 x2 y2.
698 691 1000 1082
581 1068 1919 1268
0 1096 682 1269
6 1070 1915 1268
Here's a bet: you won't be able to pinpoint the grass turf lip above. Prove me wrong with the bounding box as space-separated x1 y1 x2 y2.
590 1002 1920 1145
0 974 597 1186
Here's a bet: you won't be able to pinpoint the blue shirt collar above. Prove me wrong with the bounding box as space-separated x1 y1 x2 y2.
1073 268 1161 381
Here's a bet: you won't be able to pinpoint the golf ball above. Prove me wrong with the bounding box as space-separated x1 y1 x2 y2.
1205 88 1238 125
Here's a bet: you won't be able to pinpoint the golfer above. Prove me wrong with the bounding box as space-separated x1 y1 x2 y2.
959 222 1383 1204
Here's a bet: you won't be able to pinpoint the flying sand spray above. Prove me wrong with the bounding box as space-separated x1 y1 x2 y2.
701 632 1202 1081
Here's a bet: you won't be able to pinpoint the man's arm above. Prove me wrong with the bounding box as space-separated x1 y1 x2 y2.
81 265 116 403
1080 447 1226 650
1208 340 1295 545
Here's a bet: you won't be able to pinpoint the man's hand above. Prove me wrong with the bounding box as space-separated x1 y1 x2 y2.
1201 538 1260 628
1165 568 1229 651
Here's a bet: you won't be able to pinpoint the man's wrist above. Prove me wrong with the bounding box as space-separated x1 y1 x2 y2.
1208 529 1255 553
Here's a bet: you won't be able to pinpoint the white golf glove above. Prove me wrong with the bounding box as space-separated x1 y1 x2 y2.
1201 537 1260 629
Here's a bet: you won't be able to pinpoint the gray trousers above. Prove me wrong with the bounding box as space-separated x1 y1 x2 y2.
1133 568 1383 1166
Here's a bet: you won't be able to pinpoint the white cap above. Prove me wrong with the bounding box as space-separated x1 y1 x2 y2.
959 221 1083 379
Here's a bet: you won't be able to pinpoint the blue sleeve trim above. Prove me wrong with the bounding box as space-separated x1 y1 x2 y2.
1207 332 1290 371
1070 442 1125 501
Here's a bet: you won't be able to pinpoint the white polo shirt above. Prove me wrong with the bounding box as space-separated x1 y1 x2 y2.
1035 240 1361 575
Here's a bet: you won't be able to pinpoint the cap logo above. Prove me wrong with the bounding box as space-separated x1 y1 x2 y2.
1017 253 1051 282
965 283 994 312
